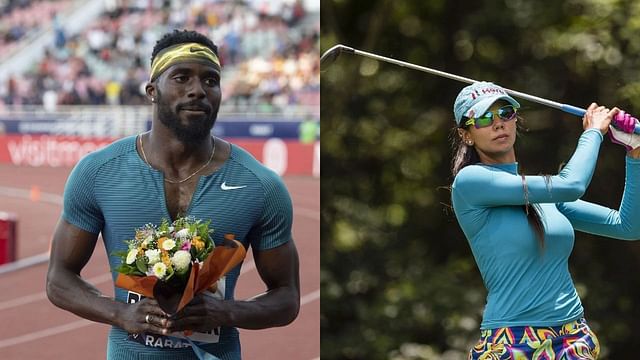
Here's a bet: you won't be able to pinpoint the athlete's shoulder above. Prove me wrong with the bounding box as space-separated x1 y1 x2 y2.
78 136 137 168
70 136 137 179
454 164 494 187
226 142 291 203
228 142 282 181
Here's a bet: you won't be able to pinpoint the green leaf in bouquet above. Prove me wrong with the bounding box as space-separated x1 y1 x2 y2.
189 246 199 260
135 256 148 274
173 217 187 231
113 264 129 273
192 248 203 262
200 241 214 260
164 264 175 280
113 263 144 276
111 250 129 258
196 219 212 237
198 249 210 263
158 218 170 235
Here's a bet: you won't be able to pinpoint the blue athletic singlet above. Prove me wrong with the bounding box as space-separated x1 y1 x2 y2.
62 135 293 359
452 128 640 330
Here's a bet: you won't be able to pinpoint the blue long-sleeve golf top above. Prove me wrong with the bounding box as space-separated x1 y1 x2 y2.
452 128 640 329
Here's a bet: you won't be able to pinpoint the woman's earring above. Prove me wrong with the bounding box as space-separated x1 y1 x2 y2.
151 97 155 102
466 140 474 146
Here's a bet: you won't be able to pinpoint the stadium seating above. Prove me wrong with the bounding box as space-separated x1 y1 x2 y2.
0 0 74 61
0 0 319 112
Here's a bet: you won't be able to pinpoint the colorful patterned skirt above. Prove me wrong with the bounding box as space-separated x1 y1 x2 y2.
468 318 600 360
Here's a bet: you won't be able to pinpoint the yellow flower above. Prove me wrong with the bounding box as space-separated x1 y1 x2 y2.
157 237 168 249
191 236 204 251
161 251 171 267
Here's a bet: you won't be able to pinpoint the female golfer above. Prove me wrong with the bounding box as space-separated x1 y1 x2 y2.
451 82 640 359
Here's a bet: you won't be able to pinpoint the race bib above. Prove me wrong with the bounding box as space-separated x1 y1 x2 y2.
127 277 226 348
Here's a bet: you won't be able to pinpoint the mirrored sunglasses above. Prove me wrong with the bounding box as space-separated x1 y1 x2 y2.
464 105 518 129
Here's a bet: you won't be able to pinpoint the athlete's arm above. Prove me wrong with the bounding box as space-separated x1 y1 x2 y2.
46 219 170 335
454 129 604 206
557 150 640 240
166 240 300 332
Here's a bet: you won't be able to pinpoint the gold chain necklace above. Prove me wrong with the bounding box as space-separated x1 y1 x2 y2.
139 134 216 184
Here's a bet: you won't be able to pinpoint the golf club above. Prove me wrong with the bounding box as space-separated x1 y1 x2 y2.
321 44 640 134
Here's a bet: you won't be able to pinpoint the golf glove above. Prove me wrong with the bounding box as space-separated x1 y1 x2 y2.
609 111 640 151
613 111 636 133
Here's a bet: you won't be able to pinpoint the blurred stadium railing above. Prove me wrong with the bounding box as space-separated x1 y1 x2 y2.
0 104 319 176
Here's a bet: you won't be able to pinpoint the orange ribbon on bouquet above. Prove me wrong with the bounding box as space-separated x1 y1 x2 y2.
115 234 246 314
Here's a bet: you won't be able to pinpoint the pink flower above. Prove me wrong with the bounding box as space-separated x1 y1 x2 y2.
181 241 192 251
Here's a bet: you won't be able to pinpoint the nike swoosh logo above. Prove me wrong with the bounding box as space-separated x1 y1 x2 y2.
221 182 247 190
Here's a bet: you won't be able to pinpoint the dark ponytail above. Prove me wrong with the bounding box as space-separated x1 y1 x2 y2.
451 128 480 178
450 125 546 248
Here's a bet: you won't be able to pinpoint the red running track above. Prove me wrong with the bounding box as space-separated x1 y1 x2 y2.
0 164 319 360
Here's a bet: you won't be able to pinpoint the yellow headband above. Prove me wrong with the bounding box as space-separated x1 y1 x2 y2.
150 42 221 81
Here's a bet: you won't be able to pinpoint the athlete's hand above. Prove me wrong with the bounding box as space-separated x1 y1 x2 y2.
116 298 170 335
582 102 619 135
609 125 640 152
612 110 638 133
165 292 226 333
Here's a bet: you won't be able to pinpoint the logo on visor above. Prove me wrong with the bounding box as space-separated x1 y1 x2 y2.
470 87 507 100
190 46 206 53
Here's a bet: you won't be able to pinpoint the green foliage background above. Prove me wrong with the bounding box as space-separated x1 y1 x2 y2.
320 1 640 359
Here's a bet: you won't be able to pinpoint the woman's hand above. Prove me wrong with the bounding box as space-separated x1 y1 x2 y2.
583 102 620 135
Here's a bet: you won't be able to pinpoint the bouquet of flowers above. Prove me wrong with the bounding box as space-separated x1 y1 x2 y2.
113 216 246 314
114 217 214 280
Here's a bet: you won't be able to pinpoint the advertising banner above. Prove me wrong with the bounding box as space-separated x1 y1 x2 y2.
0 135 319 177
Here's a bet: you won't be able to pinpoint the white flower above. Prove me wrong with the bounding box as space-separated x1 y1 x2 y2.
162 239 176 251
171 250 192 272
145 249 161 265
152 262 167 279
142 235 153 248
175 228 190 239
126 249 138 264
168 226 175 232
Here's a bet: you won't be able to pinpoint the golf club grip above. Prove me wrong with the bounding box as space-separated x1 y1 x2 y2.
561 104 640 134
560 104 587 117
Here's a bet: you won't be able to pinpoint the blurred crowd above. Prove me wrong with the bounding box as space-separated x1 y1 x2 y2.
0 0 73 58
0 0 319 112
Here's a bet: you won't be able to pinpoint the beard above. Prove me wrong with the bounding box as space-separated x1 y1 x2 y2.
156 91 218 144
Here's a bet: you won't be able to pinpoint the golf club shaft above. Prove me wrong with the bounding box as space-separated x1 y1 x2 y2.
326 45 640 134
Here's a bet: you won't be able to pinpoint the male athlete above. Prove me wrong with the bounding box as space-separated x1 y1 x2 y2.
46 29 300 360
